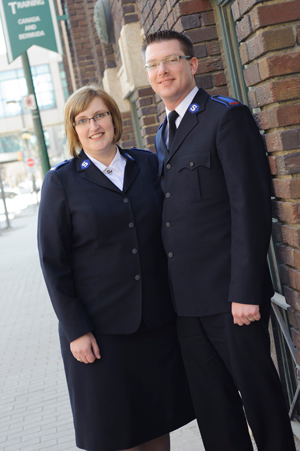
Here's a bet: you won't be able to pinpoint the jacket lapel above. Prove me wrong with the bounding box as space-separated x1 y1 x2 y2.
121 150 140 193
76 150 121 193
168 88 209 161
76 149 140 194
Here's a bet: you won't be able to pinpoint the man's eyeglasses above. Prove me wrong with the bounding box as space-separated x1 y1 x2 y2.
145 55 192 72
73 111 110 128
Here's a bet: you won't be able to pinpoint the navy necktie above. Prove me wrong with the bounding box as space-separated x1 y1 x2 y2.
168 110 179 150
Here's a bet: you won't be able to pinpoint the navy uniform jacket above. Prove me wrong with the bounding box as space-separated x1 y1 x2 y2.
38 147 175 343
155 88 274 317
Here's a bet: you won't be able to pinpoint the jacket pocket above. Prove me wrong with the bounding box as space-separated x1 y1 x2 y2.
177 151 210 202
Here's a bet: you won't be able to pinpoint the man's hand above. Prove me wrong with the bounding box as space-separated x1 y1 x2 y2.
70 332 101 364
231 302 261 326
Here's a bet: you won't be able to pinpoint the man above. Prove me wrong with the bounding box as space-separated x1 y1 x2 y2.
142 30 296 451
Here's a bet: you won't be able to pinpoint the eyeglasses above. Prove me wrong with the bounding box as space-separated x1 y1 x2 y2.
145 55 192 71
73 111 110 127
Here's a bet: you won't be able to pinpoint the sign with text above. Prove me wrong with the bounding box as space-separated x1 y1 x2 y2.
0 0 63 63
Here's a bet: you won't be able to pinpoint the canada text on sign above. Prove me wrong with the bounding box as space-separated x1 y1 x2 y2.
0 0 63 63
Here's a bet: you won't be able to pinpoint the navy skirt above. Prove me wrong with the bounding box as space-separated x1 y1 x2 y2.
59 320 195 451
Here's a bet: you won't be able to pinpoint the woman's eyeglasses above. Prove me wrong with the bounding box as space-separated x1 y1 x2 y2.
73 111 110 127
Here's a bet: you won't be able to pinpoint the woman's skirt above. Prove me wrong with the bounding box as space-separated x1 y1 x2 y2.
59 319 195 451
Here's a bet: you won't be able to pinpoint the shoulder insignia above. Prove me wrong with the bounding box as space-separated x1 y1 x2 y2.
211 95 242 108
130 147 153 154
50 160 70 171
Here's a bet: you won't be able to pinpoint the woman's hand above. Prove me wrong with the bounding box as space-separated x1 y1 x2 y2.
231 302 261 326
70 332 101 364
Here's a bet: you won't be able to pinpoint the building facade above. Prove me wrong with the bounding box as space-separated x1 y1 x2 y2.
56 0 300 430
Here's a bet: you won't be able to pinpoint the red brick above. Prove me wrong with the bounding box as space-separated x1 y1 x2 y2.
270 153 300 176
243 63 260 87
246 27 294 61
239 43 249 65
177 14 201 30
214 72 227 87
186 27 218 43
295 347 300 366
284 286 300 310
264 129 300 152
124 13 139 23
281 224 300 248
206 41 221 55
202 11 216 26
231 0 241 22
195 74 213 89
136 97 153 108
279 263 291 285
207 87 229 97
259 52 300 81
250 1 300 31
272 200 300 224
254 105 300 130
177 0 212 15
251 78 300 108
272 221 283 243
268 156 277 175
276 243 300 268
236 15 253 42
194 44 207 58
239 0 262 16
273 178 300 199
197 57 224 74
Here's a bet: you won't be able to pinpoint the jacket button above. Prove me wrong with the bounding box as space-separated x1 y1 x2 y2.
123 198 129 203
132 248 138 254
168 252 174 258
165 192 171 198
129 222 134 228
189 162 194 167
135 275 141 281
166 164 171 169
166 222 171 228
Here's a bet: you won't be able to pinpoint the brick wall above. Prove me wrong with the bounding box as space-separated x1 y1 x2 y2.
232 0 300 363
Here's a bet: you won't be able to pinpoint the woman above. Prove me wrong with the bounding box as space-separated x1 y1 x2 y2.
37 84 194 451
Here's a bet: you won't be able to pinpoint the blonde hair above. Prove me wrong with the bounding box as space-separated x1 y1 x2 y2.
64 84 123 158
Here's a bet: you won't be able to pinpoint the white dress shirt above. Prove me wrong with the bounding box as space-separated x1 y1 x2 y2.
164 86 199 148
85 146 127 191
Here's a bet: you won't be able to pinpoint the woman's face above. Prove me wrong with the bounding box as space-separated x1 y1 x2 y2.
74 96 115 160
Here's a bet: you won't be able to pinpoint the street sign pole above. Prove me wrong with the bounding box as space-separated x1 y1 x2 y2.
21 51 50 175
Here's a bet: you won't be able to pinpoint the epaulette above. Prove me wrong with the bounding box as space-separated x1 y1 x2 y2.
211 95 241 108
130 147 153 154
50 160 70 171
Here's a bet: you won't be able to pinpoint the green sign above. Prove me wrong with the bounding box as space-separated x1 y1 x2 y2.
0 0 62 63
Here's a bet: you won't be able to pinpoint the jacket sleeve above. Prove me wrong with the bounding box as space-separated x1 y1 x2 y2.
37 170 94 342
216 104 272 305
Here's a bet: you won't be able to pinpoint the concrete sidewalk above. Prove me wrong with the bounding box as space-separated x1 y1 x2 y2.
0 206 203 451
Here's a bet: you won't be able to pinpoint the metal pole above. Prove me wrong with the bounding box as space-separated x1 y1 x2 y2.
0 166 11 229
21 51 51 176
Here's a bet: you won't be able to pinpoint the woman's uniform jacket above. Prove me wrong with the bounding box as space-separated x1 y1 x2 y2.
155 88 274 317
38 147 175 343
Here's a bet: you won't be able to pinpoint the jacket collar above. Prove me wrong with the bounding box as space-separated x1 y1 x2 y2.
157 88 209 161
76 148 139 193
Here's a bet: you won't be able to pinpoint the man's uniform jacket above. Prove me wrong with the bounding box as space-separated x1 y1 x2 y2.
38 148 174 343
155 88 274 317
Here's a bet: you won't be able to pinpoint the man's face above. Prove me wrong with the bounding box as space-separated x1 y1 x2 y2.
145 39 198 110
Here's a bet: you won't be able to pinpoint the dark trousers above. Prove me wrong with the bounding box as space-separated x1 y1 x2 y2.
177 304 296 451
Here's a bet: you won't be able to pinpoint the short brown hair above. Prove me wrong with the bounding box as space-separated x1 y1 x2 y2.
142 30 195 61
64 84 123 158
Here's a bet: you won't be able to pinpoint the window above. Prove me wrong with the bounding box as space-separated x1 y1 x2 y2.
0 64 56 118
